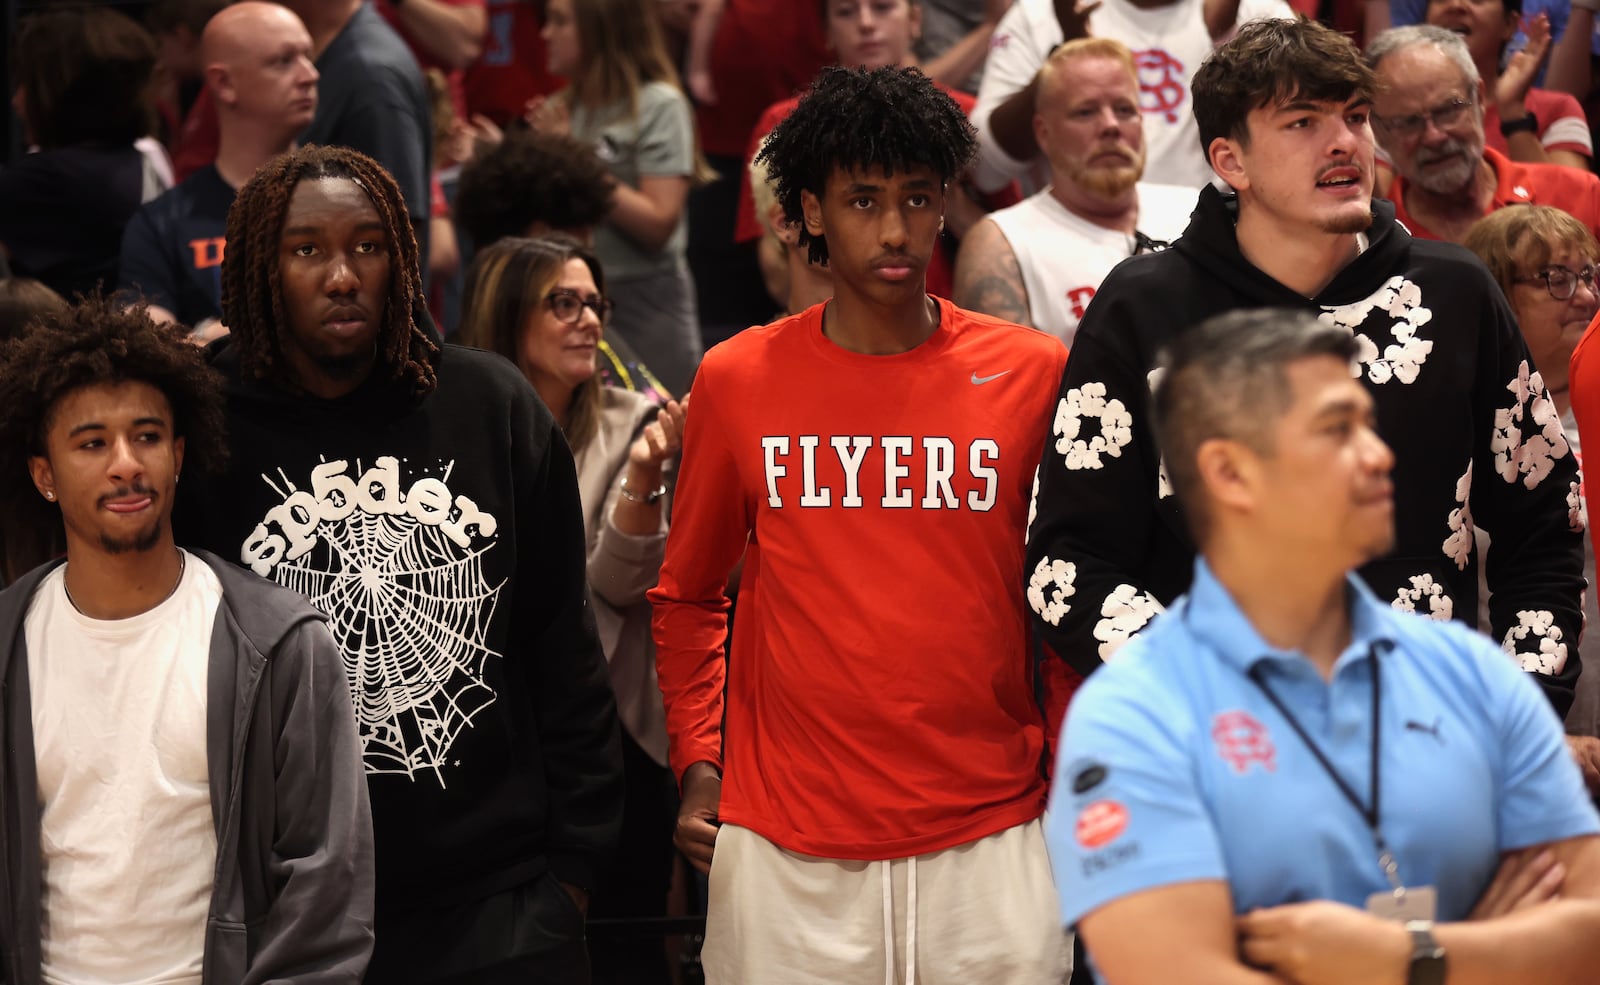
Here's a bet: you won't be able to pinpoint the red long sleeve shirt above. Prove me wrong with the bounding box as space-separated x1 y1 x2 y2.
650 299 1066 859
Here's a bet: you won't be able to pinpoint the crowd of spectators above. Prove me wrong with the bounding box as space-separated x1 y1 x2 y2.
11 0 1600 981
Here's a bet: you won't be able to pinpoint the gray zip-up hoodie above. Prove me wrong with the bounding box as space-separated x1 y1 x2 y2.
0 550 375 984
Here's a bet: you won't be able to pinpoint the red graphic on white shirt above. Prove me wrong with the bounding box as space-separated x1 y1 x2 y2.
1135 49 1187 123
1076 799 1129 849
1067 286 1097 320
1212 710 1277 774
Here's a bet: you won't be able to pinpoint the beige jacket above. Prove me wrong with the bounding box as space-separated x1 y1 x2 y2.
572 387 670 766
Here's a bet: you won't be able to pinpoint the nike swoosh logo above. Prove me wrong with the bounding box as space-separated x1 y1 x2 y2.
971 371 1011 385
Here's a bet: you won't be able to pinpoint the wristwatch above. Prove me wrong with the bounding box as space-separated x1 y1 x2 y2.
1500 110 1539 137
1405 920 1447 985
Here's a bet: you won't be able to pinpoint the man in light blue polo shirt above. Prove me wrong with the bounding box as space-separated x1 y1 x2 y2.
1047 308 1600 984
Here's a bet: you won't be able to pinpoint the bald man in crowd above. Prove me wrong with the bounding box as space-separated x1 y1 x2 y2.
119 1 318 339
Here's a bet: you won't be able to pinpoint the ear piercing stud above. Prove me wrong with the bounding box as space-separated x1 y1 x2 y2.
44 491 54 501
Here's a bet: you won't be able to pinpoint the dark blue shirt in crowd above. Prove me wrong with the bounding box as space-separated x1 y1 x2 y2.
118 164 234 327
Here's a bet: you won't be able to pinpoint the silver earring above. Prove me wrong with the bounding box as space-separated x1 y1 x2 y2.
44 491 54 501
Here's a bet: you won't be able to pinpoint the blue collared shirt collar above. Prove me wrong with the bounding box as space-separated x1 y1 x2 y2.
1179 557 1397 677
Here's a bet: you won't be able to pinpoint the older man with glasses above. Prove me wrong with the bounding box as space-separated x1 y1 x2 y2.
1368 24 1600 244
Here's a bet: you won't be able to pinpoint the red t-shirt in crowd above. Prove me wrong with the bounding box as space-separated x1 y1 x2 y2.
1570 315 1600 559
695 0 830 158
462 0 563 126
650 297 1063 860
1387 146 1600 242
1483 88 1593 159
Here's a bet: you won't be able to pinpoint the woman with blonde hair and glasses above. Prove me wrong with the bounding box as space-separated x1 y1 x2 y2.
1468 204 1599 426
458 233 685 983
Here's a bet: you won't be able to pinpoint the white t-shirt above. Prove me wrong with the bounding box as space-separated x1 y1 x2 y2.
973 0 1294 192
988 182 1199 345
25 551 222 985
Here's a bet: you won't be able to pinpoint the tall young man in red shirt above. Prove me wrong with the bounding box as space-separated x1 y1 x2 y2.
650 66 1071 983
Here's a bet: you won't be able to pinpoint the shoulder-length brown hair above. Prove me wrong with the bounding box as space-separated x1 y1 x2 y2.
458 234 607 454
560 0 716 183
565 0 681 112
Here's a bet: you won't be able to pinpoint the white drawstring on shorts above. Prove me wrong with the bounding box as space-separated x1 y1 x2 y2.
880 855 918 985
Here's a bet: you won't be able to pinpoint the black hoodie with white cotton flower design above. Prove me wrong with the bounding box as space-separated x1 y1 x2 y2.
1025 185 1586 715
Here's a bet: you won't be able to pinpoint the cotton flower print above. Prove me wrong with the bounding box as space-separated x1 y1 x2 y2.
1055 382 1133 471
1318 276 1434 385
1442 463 1474 570
1502 609 1569 675
1392 574 1453 621
1028 556 1077 626
1094 584 1164 660
1492 361 1570 489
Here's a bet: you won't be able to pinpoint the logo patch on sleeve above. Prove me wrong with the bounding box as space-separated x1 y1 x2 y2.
1071 762 1109 795
1211 710 1277 774
1075 800 1129 850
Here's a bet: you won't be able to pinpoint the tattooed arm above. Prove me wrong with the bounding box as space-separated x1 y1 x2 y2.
954 218 1033 327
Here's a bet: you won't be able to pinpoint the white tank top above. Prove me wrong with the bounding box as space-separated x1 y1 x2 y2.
988 182 1199 346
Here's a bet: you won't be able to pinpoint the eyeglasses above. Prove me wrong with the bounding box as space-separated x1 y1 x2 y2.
1371 96 1475 139
1514 263 1599 301
546 289 612 324
1131 231 1171 256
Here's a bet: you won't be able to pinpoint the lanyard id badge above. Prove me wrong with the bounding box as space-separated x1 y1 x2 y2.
1366 844 1438 922
1248 643 1437 923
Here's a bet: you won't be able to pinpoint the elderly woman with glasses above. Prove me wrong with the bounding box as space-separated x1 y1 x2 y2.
458 234 686 967
1467 204 1599 424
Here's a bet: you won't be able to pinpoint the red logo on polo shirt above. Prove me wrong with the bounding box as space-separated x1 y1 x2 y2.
1075 800 1129 849
1212 710 1277 774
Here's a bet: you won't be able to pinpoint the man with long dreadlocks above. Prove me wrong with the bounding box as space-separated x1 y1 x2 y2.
175 144 624 984
650 67 1071 982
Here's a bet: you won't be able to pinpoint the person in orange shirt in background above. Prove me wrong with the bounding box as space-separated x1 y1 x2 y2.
650 66 1070 983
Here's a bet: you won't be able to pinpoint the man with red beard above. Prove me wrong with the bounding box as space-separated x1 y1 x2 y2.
953 38 1199 346
1369 24 1600 243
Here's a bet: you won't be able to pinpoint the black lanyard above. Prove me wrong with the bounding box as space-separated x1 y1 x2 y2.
1246 641 1403 888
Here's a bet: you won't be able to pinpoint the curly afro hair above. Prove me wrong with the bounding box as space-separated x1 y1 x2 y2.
222 145 440 398
754 66 976 265
0 295 227 582
455 130 618 247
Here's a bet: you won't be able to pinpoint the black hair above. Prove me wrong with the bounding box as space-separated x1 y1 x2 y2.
754 66 976 265
455 129 618 247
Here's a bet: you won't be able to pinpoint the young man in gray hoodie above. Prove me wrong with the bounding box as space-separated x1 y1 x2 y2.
0 298 374 985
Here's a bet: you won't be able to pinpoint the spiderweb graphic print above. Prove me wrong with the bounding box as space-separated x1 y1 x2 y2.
274 506 505 784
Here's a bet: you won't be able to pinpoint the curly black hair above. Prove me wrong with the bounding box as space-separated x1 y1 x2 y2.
754 66 976 265
455 129 618 247
221 145 440 398
0 296 227 582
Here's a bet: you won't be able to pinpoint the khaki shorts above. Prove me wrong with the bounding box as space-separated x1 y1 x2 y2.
703 818 1071 985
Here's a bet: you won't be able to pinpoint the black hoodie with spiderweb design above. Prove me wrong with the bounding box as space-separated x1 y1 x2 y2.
175 338 623 914
1023 184 1585 716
